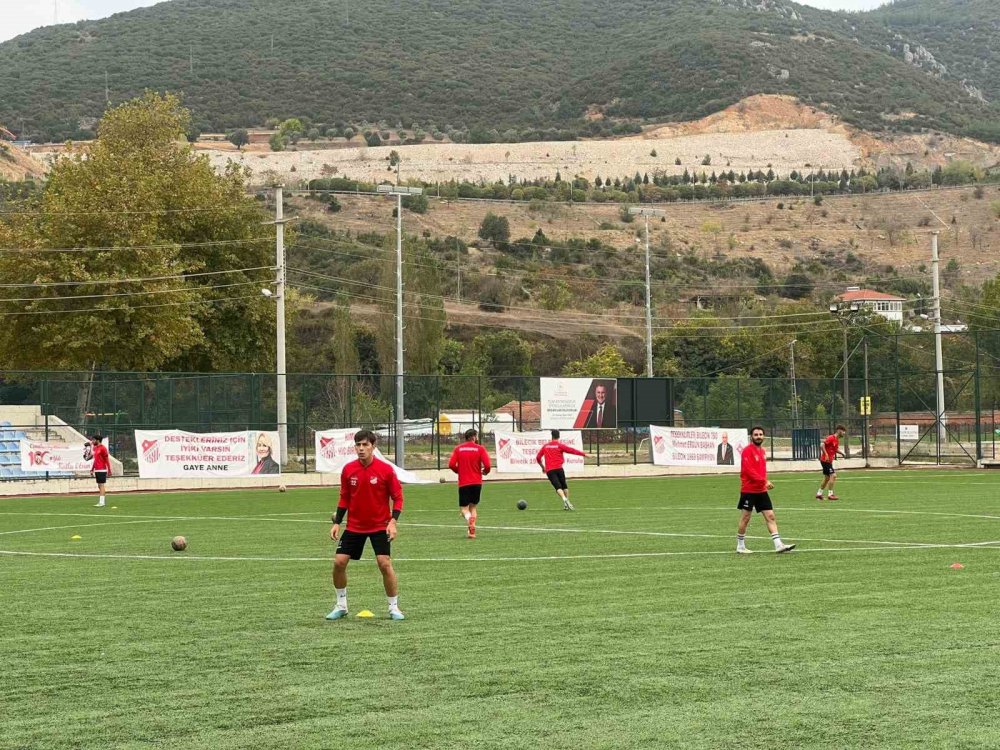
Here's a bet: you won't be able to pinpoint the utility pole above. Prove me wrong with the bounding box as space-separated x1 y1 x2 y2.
789 339 798 427
105 70 110 106
931 231 946 456
273 187 289 465
628 206 666 377
830 299 860 458
863 336 870 468
377 184 424 467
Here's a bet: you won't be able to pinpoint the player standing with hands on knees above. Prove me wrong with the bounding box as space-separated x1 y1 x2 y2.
817 424 847 500
448 428 491 538
327 429 405 621
736 426 796 554
536 430 587 511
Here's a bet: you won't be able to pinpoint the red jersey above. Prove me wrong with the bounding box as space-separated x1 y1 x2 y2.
92 443 111 474
448 441 491 487
338 458 403 534
740 442 768 493
535 441 585 472
821 434 840 463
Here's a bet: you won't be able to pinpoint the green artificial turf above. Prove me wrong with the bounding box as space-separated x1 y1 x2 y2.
2 469 999 749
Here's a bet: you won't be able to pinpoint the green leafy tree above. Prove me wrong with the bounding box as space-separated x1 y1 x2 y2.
0 92 275 371
563 344 635 377
478 213 510 246
278 118 304 143
228 128 250 151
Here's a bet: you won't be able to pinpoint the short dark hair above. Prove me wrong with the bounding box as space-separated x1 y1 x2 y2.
750 426 765 435
464 428 478 441
551 429 560 439
90 434 103 442
354 429 377 445
835 424 847 432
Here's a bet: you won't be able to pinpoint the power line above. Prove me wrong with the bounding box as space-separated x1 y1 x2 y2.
0 293 262 317
0 280 262 304
0 266 274 289
0 237 273 254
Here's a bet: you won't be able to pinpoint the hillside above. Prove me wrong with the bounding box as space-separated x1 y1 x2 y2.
1 0 997 144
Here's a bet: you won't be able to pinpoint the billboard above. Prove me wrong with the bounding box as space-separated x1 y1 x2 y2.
540 378 617 429
20 440 97 473
314 428 432 483
493 430 585 474
649 426 749 469
135 430 281 478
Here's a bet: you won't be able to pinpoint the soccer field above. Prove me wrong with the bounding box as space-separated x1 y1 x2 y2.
2 470 999 749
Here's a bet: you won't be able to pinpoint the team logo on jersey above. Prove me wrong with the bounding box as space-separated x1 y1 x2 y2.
141 439 159 464
370 476 378 485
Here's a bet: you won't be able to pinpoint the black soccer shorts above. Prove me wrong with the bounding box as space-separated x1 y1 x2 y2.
546 468 568 490
820 461 836 476
458 484 483 507
94 471 108 484
737 492 773 513
336 530 391 560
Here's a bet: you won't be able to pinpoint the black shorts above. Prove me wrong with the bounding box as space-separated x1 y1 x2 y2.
336 530 391 560
94 471 108 484
820 461 836 476
737 492 773 513
546 468 568 490
458 484 483 507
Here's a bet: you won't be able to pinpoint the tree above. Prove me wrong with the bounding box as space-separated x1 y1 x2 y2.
269 132 286 151
278 118 304 143
563 344 635 377
478 213 510 246
228 128 250 151
0 92 275 371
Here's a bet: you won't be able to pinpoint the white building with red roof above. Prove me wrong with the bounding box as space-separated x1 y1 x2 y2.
834 287 906 323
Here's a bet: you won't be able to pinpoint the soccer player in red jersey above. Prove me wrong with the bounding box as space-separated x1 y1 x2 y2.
535 429 587 511
89 434 112 508
817 425 847 500
736 426 795 554
327 430 405 621
448 428 491 538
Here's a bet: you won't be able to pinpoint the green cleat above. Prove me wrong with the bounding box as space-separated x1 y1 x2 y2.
325 607 349 620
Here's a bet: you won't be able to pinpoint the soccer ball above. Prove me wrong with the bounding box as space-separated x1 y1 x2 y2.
517 500 528 510
171 535 187 552
278 485 287 493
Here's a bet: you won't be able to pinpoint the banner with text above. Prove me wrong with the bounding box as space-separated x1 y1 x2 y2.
494 430 585 474
314 428 432 484
540 378 618 429
20 440 96 473
135 430 281 478
649 426 749 469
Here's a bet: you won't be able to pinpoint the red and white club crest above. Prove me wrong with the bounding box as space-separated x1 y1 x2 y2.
141 439 159 463
498 438 512 459
319 436 337 459
653 434 665 454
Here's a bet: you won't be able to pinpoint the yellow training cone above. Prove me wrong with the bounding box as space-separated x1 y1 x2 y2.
356 610 375 618
70 535 82 541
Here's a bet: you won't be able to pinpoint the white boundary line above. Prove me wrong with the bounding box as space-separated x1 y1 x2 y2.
0 543 981 564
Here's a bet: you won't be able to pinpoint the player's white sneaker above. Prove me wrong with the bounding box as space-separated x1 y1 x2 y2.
563 501 575 511
736 547 754 554
388 607 405 621
94 502 105 508
776 544 797 554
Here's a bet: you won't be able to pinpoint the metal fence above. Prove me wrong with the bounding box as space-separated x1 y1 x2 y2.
2 362 996 477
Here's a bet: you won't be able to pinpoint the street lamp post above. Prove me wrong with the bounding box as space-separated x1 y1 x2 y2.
377 183 424 468
829 301 860 458
628 207 666 377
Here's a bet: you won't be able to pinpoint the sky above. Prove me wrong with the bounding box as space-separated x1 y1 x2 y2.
0 0 891 44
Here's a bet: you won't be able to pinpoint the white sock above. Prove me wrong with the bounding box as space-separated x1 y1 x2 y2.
336 588 347 609
387 595 399 609
737 533 746 550
827 489 834 496
462 510 471 521
817 487 824 494
98 496 105 505
771 532 783 550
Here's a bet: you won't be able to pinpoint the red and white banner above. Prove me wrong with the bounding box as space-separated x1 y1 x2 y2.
135 430 281 478
540 378 618 429
314 428 432 483
493 430 585 474
649 426 748 469
20 440 96 472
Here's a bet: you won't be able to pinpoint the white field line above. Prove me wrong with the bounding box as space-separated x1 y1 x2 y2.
0 543 979 564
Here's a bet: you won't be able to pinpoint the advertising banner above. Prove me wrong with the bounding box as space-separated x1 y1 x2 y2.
135 430 281 478
314 428 432 484
494 430 585 474
540 378 618 429
20 440 96 472
649 426 749 469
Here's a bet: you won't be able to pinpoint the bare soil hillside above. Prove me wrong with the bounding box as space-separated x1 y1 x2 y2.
0 144 45 181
